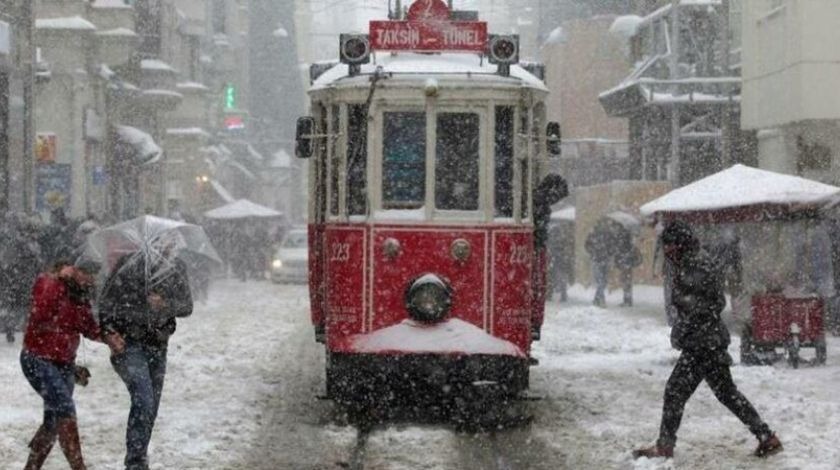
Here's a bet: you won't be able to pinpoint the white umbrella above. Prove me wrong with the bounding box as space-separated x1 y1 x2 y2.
82 215 222 296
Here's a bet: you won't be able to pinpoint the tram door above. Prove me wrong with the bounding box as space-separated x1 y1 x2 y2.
309 104 329 338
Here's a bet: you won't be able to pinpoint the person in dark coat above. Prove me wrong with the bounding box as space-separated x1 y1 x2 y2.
613 229 642 307
633 221 783 460
21 260 124 470
585 219 617 307
531 174 569 339
533 174 569 250
1 217 44 343
98 241 193 470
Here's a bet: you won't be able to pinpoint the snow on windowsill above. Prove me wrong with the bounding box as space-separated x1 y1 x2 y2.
373 208 426 221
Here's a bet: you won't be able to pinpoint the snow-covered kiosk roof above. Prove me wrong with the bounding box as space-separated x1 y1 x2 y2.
640 164 840 223
311 52 548 92
204 199 283 220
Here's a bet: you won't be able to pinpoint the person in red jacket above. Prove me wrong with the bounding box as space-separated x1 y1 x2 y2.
20 260 124 470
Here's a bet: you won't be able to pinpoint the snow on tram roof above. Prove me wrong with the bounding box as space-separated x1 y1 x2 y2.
312 52 547 91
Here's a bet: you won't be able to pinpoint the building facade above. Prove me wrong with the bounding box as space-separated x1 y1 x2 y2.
0 0 34 213
740 0 840 185
599 0 755 186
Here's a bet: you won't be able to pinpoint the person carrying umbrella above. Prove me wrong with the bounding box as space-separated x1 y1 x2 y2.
98 232 194 470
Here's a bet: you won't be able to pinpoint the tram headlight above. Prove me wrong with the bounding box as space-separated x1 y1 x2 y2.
272 259 283 269
340 34 371 65
405 274 452 324
488 35 520 65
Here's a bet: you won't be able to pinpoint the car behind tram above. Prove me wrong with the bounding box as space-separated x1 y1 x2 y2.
295 0 564 404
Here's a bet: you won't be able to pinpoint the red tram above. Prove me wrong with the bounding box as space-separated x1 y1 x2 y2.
295 0 562 402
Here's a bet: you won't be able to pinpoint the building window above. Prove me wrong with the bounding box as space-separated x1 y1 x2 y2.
797 137 832 172
212 0 227 34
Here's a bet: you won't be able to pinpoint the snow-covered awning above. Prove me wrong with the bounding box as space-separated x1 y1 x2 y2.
114 125 162 165
166 127 211 138
90 0 133 8
640 164 840 223
600 74 740 117
204 199 282 220
96 28 137 37
36 16 97 31
140 59 177 73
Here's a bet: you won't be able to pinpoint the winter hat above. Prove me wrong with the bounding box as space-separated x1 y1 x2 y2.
660 220 697 249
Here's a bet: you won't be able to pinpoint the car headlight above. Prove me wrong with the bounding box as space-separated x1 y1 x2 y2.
272 259 283 269
405 274 452 323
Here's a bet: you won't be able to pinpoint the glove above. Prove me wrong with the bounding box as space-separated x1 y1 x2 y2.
74 366 91 387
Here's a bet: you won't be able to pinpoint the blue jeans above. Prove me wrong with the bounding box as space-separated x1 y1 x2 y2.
20 351 76 432
592 260 610 305
111 341 168 470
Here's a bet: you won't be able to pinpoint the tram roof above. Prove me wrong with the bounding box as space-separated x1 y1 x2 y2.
311 52 548 92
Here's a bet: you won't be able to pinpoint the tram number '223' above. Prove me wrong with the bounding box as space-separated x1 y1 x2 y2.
330 242 351 262
509 244 529 265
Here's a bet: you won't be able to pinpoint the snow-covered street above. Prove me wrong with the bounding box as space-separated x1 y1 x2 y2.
2 279 840 469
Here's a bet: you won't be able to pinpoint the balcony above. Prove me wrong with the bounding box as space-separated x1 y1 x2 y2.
95 27 137 66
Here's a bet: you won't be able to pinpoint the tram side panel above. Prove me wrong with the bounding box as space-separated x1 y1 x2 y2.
492 229 534 355
324 226 368 351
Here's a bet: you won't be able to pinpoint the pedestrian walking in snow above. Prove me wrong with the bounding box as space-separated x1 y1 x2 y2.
532 175 569 338
1 215 44 343
633 221 783 460
20 261 124 470
584 219 617 307
613 230 642 307
99 237 193 470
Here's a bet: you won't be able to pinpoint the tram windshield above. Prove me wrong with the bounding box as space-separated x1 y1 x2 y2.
381 110 482 213
436 113 480 211
383 112 426 209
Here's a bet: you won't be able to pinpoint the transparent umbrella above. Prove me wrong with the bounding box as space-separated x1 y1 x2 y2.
82 215 222 297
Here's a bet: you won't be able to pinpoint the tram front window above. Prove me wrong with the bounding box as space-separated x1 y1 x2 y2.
436 113 479 211
383 112 426 209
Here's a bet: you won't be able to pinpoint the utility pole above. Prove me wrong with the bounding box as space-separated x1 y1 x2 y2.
21 0 34 212
719 0 732 168
668 0 681 184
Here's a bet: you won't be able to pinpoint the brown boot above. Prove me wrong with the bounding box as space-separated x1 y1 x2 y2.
56 418 87 470
632 444 674 459
755 433 783 457
24 424 57 470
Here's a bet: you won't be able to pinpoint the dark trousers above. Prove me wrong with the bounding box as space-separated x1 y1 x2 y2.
20 351 77 431
658 350 771 448
111 341 168 470
620 268 633 305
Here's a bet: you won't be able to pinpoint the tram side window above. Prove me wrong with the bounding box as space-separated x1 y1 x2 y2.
383 112 426 209
495 106 514 217
519 107 531 220
329 105 340 216
347 104 367 215
436 113 480 211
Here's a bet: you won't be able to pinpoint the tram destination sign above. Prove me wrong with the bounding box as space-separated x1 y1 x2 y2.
369 20 488 52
